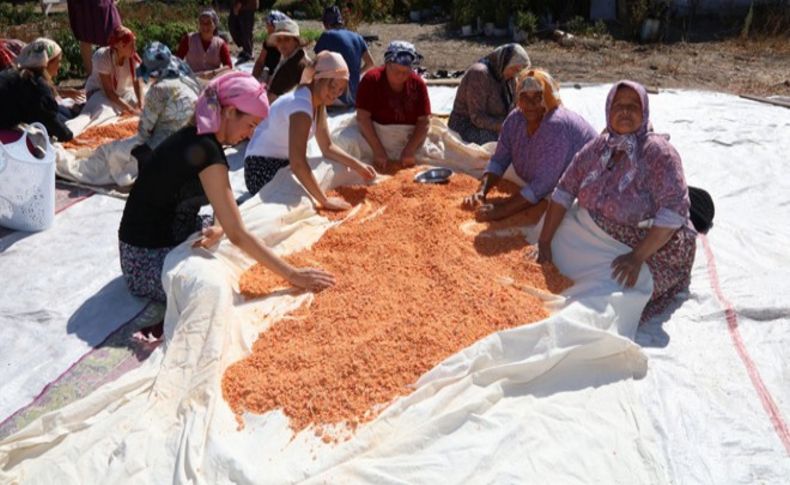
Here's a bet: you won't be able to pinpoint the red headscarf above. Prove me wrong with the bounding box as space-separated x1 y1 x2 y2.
107 26 142 89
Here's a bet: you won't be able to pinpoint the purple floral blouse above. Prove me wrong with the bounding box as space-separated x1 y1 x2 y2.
485 106 597 203
552 81 691 229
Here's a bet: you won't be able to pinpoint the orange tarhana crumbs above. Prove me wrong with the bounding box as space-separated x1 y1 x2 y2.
62 118 139 150
224 169 573 442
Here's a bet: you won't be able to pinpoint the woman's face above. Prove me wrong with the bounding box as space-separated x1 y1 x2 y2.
384 63 412 90
275 36 299 57
503 64 524 80
610 86 644 135
115 39 135 59
198 15 215 38
46 53 62 78
317 78 348 105
219 107 263 145
517 90 545 123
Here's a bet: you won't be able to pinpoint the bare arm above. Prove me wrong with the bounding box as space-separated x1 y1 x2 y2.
288 111 331 206
252 48 267 80
462 171 501 209
536 201 568 263
360 50 374 76
133 78 143 110
356 108 389 168
99 73 137 114
400 115 430 166
315 107 376 180
198 164 335 290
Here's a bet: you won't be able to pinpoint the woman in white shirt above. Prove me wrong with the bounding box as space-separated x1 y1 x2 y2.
67 26 144 136
244 51 375 210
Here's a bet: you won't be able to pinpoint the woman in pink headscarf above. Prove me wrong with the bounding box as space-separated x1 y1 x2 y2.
244 51 376 206
537 80 696 322
118 71 334 314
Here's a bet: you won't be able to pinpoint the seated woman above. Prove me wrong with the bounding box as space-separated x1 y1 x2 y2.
0 56 73 142
448 43 530 145
64 42 202 186
68 26 144 136
16 38 85 124
176 9 233 80
265 19 311 103
244 51 376 203
355 41 431 171
251 10 289 82
537 81 696 322
463 69 597 222
118 71 334 305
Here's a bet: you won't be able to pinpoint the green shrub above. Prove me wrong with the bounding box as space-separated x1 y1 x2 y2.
53 28 85 80
254 27 323 43
515 10 538 36
0 2 39 28
565 15 609 37
451 0 475 26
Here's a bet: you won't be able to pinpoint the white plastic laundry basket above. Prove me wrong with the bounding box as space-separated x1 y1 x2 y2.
0 123 56 232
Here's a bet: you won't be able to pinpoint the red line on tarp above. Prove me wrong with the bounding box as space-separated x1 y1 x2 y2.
701 234 790 455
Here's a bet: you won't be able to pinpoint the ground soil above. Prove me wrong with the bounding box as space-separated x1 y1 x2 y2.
298 20 790 97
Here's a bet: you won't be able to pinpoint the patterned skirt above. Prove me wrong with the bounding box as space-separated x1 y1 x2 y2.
119 241 173 302
244 155 290 195
590 212 697 322
447 113 499 145
118 215 212 303
67 0 121 46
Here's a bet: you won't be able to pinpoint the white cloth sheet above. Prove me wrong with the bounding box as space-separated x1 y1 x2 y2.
1 86 789 484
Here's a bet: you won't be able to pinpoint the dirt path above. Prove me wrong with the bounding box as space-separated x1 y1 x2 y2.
296 20 790 97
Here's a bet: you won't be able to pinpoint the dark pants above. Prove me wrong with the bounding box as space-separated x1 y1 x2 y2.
228 9 255 56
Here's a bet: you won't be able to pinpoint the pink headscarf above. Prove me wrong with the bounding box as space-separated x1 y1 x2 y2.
299 51 349 84
195 71 269 135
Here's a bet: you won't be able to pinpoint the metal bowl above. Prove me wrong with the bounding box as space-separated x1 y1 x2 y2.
414 167 453 184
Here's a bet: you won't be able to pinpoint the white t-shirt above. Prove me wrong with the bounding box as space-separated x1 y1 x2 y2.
246 86 315 160
84 47 135 97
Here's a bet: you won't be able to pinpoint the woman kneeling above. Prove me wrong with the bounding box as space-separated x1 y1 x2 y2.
244 51 375 209
118 72 334 304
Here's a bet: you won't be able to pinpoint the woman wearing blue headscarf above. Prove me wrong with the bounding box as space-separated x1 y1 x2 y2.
58 42 202 186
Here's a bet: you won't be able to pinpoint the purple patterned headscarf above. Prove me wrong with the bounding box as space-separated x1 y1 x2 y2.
581 81 653 193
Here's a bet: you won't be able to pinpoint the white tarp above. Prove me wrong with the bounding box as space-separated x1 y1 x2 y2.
1 85 789 484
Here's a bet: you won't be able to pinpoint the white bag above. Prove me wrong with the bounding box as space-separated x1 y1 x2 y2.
0 123 56 232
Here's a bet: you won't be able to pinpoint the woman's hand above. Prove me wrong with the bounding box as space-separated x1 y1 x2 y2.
611 252 643 288
476 202 512 222
399 147 416 168
462 190 486 210
354 162 377 181
192 226 224 249
372 149 389 171
288 267 336 292
320 196 352 212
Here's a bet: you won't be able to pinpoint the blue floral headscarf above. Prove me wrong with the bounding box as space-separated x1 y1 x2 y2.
136 42 193 82
384 41 423 69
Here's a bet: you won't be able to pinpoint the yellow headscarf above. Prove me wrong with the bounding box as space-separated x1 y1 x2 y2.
516 68 561 135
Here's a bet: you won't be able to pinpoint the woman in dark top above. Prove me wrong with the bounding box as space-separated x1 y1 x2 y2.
251 10 288 82
0 67 73 141
118 71 334 304
264 18 310 103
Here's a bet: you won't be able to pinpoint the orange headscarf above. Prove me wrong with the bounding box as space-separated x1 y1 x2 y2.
516 68 561 135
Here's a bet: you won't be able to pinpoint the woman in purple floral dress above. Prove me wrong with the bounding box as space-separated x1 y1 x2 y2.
463 69 598 222
538 80 697 321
